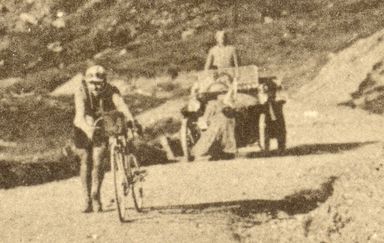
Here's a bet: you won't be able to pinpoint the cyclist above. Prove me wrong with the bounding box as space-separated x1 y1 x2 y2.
73 65 135 213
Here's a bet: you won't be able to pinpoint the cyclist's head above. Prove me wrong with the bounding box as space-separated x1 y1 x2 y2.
85 65 107 93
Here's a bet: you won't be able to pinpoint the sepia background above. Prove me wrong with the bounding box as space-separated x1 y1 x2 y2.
1 0 384 242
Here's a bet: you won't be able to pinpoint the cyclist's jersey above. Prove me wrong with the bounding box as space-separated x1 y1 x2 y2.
80 80 120 119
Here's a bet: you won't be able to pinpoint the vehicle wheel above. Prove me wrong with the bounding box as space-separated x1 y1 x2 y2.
128 154 144 212
258 113 270 152
111 146 129 222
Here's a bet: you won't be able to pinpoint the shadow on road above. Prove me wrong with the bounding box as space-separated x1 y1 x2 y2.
0 156 80 189
146 176 337 218
247 141 376 159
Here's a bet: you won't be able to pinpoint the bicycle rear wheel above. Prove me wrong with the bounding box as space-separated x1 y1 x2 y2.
128 154 144 212
112 146 130 222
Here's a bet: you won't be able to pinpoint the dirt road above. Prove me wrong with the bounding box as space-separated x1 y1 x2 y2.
1 99 384 242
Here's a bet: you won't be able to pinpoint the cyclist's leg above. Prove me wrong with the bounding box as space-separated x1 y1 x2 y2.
91 143 107 212
74 127 93 212
77 148 92 212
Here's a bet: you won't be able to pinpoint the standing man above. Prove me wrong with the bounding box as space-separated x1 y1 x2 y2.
192 30 239 96
204 30 239 71
73 65 134 213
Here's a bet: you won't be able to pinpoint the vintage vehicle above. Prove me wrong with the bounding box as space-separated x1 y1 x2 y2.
180 65 286 161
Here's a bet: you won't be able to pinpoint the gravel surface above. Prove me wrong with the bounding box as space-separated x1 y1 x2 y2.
1 100 384 242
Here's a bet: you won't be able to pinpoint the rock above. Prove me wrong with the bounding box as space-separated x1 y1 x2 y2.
211 14 220 24
19 13 38 25
26 57 42 69
130 7 137 14
264 16 273 24
52 18 65 29
281 10 289 16
56 11 65 18
47 42 63 52
157 30 164 37
181 28 196 41
0 60 4 66
191 16 204 28
93 48 112 59
118 49 127 56
0 4 8 13
282 32 291 39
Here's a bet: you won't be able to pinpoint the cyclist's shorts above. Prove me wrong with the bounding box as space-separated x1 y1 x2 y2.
74 127 108 149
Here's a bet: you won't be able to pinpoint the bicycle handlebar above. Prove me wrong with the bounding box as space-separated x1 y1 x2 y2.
91 111 143 137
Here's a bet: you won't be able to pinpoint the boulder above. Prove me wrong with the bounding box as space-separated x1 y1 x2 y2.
264 16 273 24
47 41 63 52
181 28 196 41
19 13 38 25
52 18 65 29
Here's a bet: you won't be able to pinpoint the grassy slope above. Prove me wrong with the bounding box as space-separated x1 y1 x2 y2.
2 0 384 88
1 0 384 162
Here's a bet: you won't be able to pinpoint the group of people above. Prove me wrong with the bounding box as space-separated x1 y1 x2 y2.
74 30 243 213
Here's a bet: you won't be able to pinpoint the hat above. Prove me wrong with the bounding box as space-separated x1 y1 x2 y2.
85 65 106 83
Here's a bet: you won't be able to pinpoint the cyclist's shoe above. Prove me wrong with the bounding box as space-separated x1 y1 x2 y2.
82 202 93 213
93 200 103 213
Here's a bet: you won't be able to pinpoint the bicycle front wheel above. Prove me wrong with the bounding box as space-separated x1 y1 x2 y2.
111 146 130 222
128 154 144 212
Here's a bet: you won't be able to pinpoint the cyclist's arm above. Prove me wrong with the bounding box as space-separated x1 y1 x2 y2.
112 93 134 122
73 89 94 139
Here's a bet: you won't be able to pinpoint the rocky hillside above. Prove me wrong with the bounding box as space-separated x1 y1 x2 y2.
1 0 384 92
347 60 384 113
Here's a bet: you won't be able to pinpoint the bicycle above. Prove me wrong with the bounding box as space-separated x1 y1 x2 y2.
94 111 146 222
